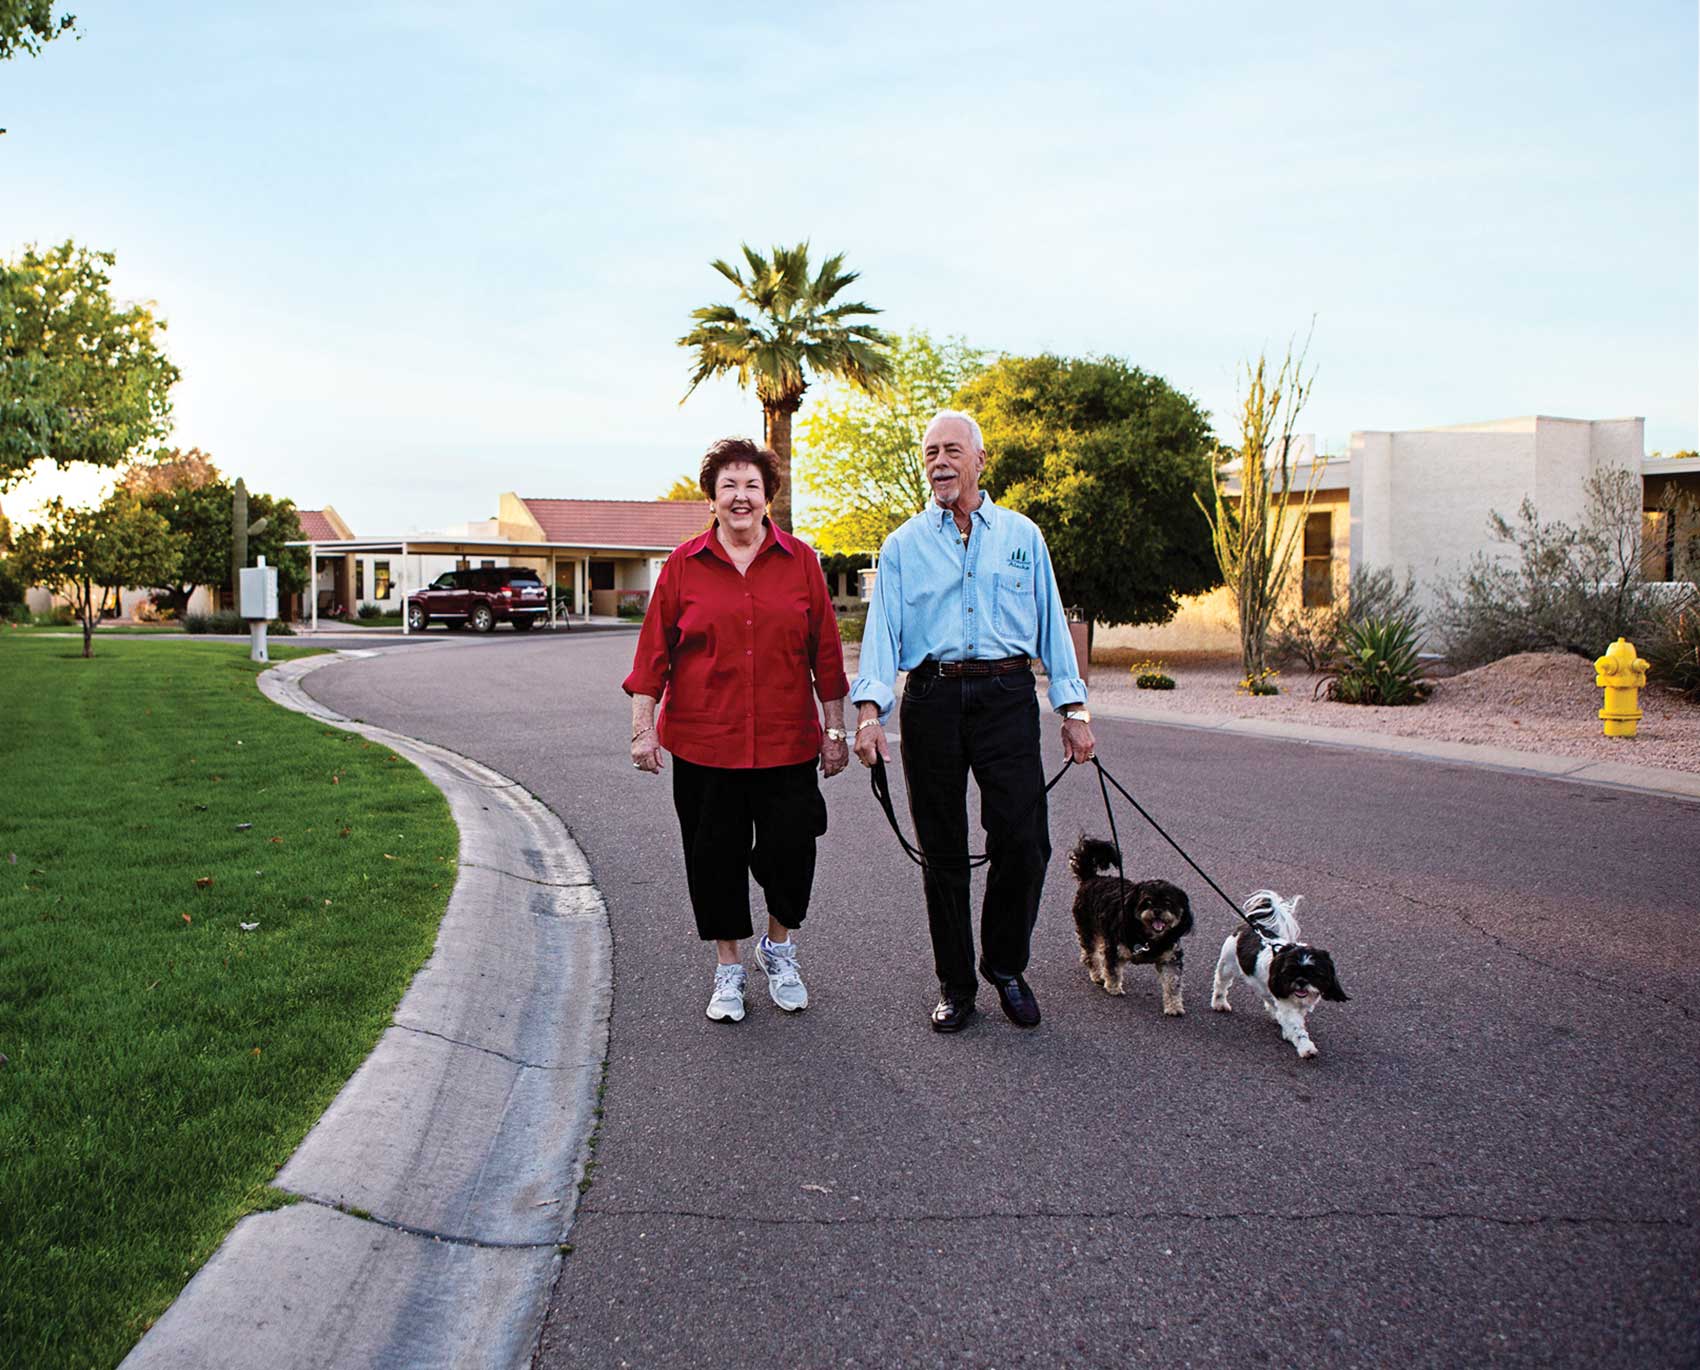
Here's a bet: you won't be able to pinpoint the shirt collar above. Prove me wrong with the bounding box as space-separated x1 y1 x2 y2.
932 494 997 532
687 517 793 564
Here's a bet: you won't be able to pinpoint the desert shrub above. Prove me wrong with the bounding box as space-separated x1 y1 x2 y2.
355 602 387 621
1239 667 1280 696
616 590 648 620
1644 601 1700 701
1317 613 1433 706
1131 658 1176 689
1271 565 1421 670
33 605 75 627
184 610 245 634
1434 470 1686 668
269 619 296 636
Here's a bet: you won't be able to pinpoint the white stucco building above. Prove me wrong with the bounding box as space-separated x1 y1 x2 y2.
1098 414 1696 655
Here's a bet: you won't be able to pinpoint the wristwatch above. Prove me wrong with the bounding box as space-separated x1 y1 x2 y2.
1063 708 1092 723
825 727 847 742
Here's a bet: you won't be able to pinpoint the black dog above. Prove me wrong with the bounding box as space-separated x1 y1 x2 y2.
1068 837 1193 1015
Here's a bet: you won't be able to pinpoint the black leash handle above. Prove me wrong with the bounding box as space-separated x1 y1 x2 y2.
869 755 1074 871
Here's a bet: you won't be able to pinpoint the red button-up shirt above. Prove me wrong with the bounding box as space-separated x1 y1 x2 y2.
623 520 849 770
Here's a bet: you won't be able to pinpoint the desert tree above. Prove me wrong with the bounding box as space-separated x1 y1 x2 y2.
10 490 180 656
1 242 179 489
796 331 986 553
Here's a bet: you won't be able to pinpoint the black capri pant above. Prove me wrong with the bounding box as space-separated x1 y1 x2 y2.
671 756 829 942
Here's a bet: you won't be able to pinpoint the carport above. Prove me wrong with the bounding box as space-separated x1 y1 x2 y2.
285 535 640 634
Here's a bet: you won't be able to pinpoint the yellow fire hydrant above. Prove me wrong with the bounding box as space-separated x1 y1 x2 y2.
1594 637 1649 738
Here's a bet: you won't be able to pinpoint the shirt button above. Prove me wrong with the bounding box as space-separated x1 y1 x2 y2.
745 619 752 625
745 649 752 655
967 606 974 613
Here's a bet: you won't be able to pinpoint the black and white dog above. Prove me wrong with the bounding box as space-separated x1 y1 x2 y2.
1068 837 1193 1015
1209 890 1349 1058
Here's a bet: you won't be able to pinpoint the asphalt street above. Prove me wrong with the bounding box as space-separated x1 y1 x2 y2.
303 632 1700 1369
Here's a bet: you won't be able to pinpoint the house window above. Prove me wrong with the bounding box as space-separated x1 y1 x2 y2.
480 559 496 570
355 560 365 600
1302 512 1333 608
590 560 616 591
374 560 392 600
1642 511 1672 582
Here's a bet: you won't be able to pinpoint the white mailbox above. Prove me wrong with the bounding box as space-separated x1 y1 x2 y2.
239 564 278 622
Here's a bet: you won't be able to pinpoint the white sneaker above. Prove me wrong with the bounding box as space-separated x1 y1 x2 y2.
754 935 809 1012
706 964 747 1023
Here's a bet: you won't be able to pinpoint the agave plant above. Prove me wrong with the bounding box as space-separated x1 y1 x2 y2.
1318 613 1433 706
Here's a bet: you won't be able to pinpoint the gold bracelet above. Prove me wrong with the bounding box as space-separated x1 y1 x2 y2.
855 717 883 733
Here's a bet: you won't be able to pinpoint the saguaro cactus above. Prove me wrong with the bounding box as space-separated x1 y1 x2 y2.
230 478 270 603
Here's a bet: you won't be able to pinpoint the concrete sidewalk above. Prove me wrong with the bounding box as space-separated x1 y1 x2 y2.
120 652 613 1370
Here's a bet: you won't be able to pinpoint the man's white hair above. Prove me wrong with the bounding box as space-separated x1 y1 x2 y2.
925 409 984 452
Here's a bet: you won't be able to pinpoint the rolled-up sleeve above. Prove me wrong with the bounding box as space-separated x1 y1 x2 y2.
622 555 678 698
849 535 902 721
1031 534 1087 714
806 551 850 701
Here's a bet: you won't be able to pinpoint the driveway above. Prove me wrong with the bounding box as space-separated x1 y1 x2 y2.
302 635 1700 1369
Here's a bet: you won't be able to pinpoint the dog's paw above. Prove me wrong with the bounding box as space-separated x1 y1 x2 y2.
1163 1003 1185 1017
1210 998 1232 1013
1103 982 1126 996
1296 1040 1318 1059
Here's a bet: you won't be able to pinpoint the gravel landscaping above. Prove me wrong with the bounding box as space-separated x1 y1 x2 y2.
1088 648 1700 774
841 643 1700 774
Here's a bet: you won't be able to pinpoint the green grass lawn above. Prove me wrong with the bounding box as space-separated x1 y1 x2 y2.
0 639 457 1369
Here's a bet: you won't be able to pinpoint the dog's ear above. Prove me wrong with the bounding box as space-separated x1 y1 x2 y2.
1316 952 1350 1002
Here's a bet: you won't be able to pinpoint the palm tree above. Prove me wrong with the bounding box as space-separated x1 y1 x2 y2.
679 243 893 530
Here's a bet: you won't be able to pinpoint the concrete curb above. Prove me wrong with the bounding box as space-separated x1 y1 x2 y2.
1091 699 1700 802
120 651 612 1370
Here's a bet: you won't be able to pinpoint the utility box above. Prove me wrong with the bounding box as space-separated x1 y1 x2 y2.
239 565 278 622
859 567 878 602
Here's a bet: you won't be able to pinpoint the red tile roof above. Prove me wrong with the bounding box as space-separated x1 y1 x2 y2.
297 509 342 541
519 498 710 550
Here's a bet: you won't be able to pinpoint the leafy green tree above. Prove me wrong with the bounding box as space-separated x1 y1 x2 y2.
0 1 76 59
1197 337 1323 681
11 491 180 656
1 242 180 490
796 332 986 553
958 354 1220 645
678 242 892 531
119 451 307 613
660 475 702 501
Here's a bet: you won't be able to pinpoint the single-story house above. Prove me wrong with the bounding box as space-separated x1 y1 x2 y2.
1097 415 1698 655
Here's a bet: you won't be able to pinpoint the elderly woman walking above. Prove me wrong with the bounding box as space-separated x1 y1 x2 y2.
625 437 851 1022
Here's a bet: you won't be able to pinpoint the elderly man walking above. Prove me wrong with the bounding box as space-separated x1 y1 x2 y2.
851 410 1095 1032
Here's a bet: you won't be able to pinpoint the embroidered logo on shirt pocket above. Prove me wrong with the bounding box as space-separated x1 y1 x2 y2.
991 571 1037 641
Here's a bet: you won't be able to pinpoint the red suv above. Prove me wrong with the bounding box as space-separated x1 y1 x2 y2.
407 567 551 633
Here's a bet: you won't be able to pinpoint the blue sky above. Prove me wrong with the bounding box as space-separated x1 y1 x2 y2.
4 1 1695 532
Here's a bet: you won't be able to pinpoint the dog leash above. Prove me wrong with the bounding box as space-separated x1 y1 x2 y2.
868 752 1278 946
1088 757 1279 946
868 755 1074 871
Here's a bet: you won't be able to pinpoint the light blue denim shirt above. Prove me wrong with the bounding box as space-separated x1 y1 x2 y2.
850 496 1088 721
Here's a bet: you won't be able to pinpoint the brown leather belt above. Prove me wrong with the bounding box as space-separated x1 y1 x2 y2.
912 655 1031 679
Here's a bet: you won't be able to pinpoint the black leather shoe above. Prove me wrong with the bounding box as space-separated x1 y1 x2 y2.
930 993 977 1033
986 974 1041 1028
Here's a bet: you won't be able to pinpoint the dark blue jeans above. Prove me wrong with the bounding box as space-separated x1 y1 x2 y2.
899 668 1051 996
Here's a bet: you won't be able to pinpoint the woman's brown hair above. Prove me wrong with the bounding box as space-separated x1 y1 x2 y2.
698 437 781 503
